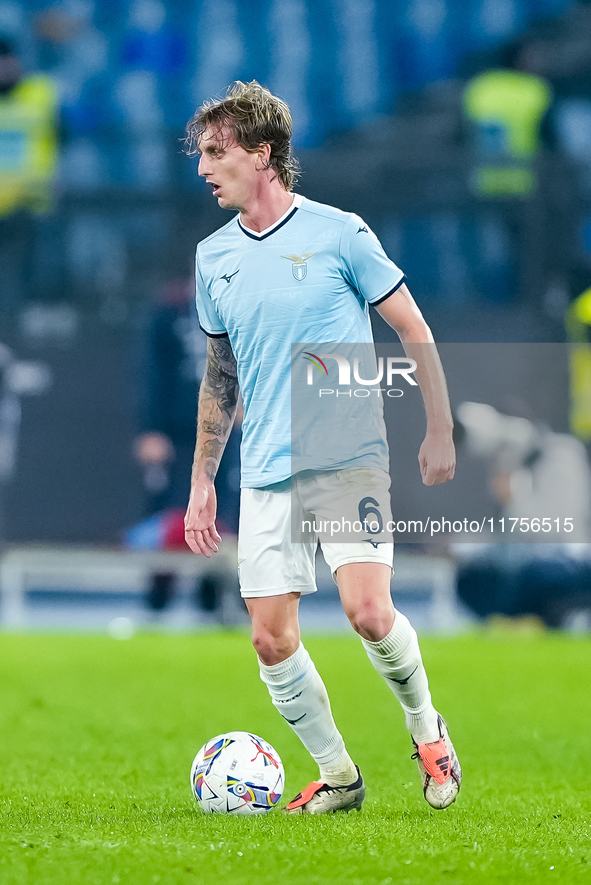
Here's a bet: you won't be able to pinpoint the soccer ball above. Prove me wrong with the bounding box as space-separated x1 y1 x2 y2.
190 731 284 815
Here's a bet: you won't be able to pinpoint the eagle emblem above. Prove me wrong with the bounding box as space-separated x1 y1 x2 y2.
282 252 316 281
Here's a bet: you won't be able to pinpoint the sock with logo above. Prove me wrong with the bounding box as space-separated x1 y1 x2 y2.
360 611 440 743
259 642 358 786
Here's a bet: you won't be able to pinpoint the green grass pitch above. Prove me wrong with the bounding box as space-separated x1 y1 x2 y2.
0 629 589 884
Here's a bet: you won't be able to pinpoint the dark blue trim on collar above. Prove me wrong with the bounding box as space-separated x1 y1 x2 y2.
199 324 228 338
238 204 299 241
370 275 407 306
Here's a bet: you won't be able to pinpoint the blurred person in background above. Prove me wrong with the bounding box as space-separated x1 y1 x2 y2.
132 278 240 611
456 400 590 539
121 0 187 81
566 287 591 447
0 36 59 317
462 39 552 198
454 400 591 629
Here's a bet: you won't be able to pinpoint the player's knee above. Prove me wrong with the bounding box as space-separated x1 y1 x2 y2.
347 603 394 642
252 628 299 666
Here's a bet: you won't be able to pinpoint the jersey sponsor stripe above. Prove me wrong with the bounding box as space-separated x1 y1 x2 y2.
369 274 407 306
199 324 229 338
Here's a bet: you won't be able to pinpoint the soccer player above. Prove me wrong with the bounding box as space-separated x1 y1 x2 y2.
184 81 461 814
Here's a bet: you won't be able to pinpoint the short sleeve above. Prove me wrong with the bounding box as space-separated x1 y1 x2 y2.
341 214 405 306
195 250 228 337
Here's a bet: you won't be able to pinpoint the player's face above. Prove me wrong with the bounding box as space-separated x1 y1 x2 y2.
197 125 261 211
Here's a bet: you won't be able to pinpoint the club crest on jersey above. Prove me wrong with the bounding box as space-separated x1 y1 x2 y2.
282 252 316 281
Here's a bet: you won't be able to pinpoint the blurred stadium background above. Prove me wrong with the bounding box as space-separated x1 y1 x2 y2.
2 0 591 632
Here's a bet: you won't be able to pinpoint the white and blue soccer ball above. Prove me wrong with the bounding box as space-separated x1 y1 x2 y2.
190 731 284 815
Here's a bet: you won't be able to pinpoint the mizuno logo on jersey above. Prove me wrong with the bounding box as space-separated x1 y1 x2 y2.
357 225 369 234
282 252 316 281
220 270 240 283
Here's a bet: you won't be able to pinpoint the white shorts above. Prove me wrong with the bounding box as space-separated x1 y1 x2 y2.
238 468 394 599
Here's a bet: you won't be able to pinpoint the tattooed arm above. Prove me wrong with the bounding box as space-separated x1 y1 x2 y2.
185 336 239 556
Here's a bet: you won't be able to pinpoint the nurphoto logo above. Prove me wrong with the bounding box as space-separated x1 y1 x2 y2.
302 351 418 398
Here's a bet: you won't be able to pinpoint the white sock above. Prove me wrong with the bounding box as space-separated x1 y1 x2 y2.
259 643 358 786
361 612 440 743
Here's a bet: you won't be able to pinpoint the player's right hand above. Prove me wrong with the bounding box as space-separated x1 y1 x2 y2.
184 477 222 557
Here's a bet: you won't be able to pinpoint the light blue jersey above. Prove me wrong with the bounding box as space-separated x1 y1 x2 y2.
195 194 405 487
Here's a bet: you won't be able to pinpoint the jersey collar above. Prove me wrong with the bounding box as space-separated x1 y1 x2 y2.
238 194 303 241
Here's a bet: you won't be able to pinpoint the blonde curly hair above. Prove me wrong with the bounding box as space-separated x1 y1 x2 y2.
185 80 301 191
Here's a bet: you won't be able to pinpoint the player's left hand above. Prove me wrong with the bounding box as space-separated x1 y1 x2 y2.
418 431 456 486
